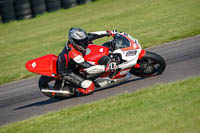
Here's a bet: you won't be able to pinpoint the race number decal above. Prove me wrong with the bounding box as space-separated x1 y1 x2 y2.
126 50 137 56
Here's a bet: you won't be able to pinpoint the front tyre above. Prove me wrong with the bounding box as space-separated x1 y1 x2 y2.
130 51 166 78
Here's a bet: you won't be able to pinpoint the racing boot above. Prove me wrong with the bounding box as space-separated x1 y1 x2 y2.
77 80 95 94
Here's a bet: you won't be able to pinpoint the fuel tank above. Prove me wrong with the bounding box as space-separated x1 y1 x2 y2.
84 45 109 65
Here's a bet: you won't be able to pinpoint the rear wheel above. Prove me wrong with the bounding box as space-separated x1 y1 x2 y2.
130 51 166 78
38 76 77 100
30 0 47 17
60 0 77 9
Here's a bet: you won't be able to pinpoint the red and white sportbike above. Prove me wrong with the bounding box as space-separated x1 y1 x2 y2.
26 32 166 99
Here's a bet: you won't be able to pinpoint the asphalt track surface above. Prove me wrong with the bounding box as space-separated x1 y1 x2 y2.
0 35 200 126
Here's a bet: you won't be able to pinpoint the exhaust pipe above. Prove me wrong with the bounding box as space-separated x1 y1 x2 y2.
41 89 72 98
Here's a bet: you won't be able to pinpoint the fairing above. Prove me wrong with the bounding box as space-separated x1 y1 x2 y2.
84 44 109 64
26 54 58 78
25 33 146 81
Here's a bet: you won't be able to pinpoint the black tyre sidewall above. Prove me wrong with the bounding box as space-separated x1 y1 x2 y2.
130 51 166 77
144 51 166 74
30 0 46 16
0 14 2 23
77 0 92 5
38 76 55 90
32 5 46 16
30 0 46 6
14 0 32 20
46 0 61 12
60 0 77 9
0 0 15 23
38 76 76 100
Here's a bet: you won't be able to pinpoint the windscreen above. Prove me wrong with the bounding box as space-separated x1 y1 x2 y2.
114 33 131 49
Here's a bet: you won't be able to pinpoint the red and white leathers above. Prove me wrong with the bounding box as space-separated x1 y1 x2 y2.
57 30 115 94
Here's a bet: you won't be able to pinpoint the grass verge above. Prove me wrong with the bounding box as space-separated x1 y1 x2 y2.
0 76 200 133
0 0 200 84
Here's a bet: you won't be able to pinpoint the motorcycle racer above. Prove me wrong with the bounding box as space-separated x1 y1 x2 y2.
26 28 166 99
57 28 117 95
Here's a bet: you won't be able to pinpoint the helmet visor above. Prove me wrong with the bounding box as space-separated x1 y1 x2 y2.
73 37 89 49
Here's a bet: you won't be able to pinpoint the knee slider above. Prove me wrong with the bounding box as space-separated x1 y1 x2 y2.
81 80 94 89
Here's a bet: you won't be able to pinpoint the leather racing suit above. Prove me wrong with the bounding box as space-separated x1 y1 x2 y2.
57 30 115 94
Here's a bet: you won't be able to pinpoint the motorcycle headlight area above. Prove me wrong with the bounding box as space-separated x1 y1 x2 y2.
126 50 137 57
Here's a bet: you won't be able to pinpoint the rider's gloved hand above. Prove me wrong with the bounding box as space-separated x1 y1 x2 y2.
105 62 118 72
107 30 118 37
84 65 105 74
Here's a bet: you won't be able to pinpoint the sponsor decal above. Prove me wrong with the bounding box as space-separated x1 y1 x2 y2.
126 50 137 56
99 48 104 52
32 62 36 68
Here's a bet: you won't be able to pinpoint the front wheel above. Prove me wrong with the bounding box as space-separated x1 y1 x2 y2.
130 51 166 78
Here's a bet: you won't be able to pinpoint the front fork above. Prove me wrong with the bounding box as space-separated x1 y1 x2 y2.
133 49 146 69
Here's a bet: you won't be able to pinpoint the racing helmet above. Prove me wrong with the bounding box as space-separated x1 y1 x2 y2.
68 28 89 53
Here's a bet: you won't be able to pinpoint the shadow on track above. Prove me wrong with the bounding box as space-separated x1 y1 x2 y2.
13 98 59 110
94 77 144 92
13 77 144 110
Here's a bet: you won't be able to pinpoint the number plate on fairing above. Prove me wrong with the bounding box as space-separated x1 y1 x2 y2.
126 50 137 56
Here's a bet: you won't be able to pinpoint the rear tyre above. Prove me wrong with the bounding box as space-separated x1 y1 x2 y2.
14 0 32 20
38 76 77 100
130 51 166 78
0 0 16 23
77 0 92 5
30 0 46 17
60 0 77 9
46 0 61 12
0 14 2 23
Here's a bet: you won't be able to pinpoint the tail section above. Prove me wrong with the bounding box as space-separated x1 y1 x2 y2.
25 54 58 77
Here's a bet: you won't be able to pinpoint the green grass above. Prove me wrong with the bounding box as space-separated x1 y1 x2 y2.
0 76 200 133
0 0 200 84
